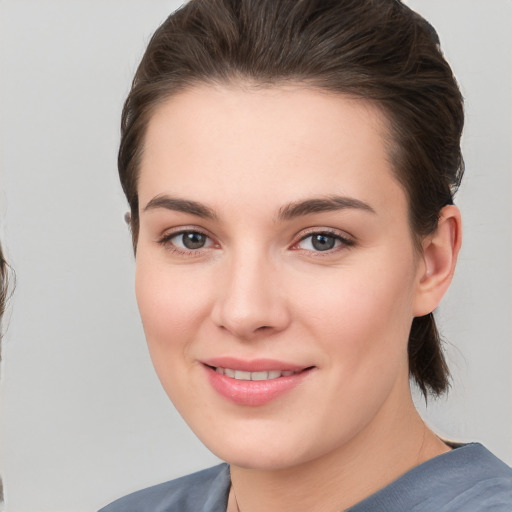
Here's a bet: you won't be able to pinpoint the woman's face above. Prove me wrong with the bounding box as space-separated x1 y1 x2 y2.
135 84 427 470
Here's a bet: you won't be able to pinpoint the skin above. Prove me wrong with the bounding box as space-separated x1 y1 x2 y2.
135 84 461 512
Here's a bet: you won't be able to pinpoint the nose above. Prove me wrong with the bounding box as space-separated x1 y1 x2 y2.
211 250 291 340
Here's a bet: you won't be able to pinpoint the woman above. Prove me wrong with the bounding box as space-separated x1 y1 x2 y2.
100 0 512 510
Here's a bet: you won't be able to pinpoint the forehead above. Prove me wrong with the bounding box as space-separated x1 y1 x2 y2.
139 83 404 217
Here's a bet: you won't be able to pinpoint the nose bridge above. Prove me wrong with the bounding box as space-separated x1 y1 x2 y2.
212 242 289 339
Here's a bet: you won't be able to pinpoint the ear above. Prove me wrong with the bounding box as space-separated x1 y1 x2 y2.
413 205 462 317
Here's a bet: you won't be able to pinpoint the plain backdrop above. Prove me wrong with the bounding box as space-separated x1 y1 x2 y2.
0 1 511 511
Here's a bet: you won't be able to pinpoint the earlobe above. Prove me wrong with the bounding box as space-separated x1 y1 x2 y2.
413 205 462 317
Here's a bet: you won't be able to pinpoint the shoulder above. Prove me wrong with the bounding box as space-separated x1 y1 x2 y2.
436 443 512 511
348 443 512 512
98 463 231 512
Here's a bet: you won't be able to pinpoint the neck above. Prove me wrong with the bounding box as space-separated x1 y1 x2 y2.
229 390 449 512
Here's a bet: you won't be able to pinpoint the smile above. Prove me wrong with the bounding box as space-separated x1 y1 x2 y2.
203 360 314 406
213 367 299 381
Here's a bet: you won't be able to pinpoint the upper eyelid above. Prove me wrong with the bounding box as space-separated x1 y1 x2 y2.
294 227 354 242
158 226 213 240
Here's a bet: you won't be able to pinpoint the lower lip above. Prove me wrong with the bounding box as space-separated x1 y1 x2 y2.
204 366 312 406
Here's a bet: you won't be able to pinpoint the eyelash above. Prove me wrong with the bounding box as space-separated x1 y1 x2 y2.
292 229 355 256
156 228 355 256
156 228 215 257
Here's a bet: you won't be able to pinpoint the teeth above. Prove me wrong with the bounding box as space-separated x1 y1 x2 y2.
251 371 269 381
234 370 251 380
214 367 299 380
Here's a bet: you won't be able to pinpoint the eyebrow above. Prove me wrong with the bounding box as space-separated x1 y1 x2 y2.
143 194 375 222
277 196 376 221
143 195 218 220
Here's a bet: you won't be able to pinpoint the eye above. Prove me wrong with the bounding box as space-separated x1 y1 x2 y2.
295 231 353 252
158 230 215 252
176 232 209 250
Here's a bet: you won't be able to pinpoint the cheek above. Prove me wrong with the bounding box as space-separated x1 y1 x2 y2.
134 258 215 417
292 265 416 430
294 254 416 371
135 257 208 363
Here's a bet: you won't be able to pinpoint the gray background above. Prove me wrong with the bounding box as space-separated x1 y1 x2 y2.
0 1 510 511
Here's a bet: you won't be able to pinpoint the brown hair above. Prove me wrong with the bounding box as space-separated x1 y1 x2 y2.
0 243 10 503
0 243 9 364
119 0 464 397
0 244 4 506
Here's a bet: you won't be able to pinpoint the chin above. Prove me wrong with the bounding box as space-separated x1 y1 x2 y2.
213 442 309 471
190 418 344 472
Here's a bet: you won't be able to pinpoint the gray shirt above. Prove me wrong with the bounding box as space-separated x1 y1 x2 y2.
99 443 512 511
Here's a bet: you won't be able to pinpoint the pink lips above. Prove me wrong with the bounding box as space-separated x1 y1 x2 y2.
202 357 313 406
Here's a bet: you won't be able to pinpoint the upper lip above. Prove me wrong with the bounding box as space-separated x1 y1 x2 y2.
201 357 310 373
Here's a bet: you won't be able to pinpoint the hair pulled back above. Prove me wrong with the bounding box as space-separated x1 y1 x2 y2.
119 0 464 398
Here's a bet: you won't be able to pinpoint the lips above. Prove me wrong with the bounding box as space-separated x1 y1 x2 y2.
202 358 314 406
214 367 299 380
